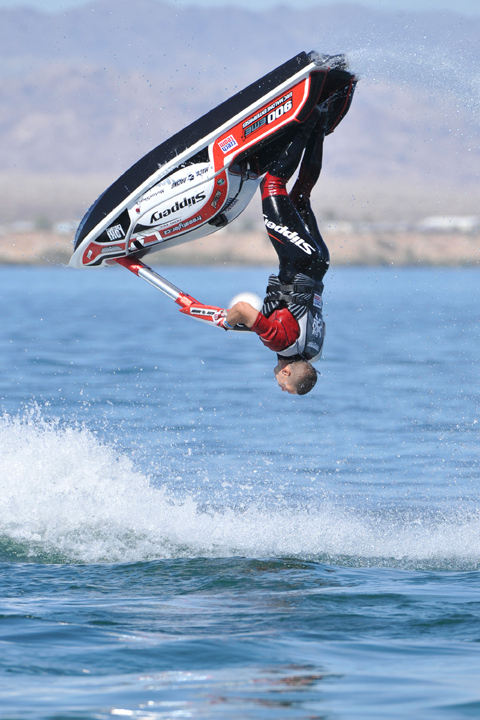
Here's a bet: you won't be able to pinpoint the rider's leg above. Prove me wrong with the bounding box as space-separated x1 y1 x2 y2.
289 111 328 211
260 109 329 284
288 115 330 267
262 189 329 284
261 106 322 189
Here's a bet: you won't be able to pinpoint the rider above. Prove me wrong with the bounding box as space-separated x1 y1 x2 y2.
225 108 330 395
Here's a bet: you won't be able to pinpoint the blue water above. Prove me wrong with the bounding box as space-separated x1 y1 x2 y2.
1 264 480 719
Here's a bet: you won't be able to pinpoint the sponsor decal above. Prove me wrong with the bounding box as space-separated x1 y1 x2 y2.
87 249 93 259
191 307 216 317
106 224 125 241
141 165 212 207
311 315 323 338
140 186 165 204
264 217 314 255
101 245 123 254
162 214 202 236
313 293 323 309
171 173 195 188
307 341 320 350
218 134 238 154
217 178 225 186
243 92 293 138
244 117 266 138
223 196 238 212
211 190 222 209
151 192 206 224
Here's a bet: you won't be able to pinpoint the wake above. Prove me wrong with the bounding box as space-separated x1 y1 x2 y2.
0 410 479 569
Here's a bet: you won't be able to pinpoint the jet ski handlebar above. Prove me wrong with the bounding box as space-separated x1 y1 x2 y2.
115 257 249 332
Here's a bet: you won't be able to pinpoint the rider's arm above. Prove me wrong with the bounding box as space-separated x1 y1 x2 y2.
225 301 260 328
251 308 299 352
225 302 299 352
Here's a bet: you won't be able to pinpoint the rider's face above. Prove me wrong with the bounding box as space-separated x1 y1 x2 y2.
274 363 298 394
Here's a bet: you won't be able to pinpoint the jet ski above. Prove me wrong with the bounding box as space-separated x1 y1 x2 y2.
69 51 356 271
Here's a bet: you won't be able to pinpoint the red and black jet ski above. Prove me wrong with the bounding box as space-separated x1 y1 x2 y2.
69 51 356 330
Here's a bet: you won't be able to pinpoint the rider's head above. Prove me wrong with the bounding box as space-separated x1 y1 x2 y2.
274 358 318 395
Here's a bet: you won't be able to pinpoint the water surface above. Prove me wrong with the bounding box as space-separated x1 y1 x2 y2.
1 265 479 718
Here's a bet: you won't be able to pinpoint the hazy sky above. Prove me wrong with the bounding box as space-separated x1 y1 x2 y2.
2 0 480 15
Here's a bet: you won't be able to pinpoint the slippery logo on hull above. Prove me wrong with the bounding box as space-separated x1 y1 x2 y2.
151 192 206 224
264 217 314 255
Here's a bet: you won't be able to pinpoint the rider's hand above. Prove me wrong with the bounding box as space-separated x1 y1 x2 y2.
212 309 229 330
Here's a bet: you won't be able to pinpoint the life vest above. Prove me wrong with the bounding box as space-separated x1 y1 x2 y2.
262 272 325 362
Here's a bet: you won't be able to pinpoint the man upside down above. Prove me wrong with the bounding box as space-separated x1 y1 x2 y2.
224 107 330 395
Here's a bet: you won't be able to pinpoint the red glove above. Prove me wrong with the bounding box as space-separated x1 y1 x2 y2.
212 309 229 330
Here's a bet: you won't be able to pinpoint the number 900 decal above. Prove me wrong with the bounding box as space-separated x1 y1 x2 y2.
243 91 294 139
267 99 293 124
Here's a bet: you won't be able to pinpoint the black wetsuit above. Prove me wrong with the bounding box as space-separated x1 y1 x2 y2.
260 110 330 284
255 111 330 362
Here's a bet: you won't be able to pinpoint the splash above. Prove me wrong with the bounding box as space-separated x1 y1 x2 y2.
0 410 479 569
345 25 480 123
349 45 480 122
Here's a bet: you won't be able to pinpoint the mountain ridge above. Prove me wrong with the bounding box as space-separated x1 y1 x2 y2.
0 0 478 222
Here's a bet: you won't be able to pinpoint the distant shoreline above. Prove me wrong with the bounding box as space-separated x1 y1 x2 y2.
1 229 479 267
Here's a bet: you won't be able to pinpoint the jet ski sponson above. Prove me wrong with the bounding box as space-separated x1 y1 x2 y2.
69 51 356 270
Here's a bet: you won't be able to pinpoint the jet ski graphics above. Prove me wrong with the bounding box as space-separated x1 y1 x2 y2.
70 51 356 269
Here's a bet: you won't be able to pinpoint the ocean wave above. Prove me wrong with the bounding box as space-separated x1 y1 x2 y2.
0 410 479 569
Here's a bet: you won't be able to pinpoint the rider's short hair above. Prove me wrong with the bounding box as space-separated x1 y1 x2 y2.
291 361 318 395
